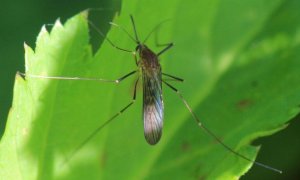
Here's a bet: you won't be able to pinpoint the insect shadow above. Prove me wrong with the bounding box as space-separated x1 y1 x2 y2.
18 12 282 174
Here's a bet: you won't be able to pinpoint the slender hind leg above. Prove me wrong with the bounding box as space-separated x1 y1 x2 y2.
62 78 140 165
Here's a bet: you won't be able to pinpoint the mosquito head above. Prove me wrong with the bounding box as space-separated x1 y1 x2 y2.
135 43 157 64
135 43 143 52
135 43 148 55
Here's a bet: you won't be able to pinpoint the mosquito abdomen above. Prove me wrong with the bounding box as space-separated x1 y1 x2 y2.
144 102 163 145
142 64 163 145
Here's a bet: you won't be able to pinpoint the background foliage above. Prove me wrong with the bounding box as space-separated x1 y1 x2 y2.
0 0 300 179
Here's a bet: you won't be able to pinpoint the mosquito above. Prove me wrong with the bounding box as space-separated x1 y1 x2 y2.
18 14 282 173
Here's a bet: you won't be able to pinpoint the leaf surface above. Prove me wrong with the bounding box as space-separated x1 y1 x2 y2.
1 0 300 179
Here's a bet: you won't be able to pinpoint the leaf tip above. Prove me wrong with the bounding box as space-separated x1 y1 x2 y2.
23 42 31 50
23 42 28 49
40 25 49 35
80 9 90 19
36 25 50 46
54 18 63 29
23 42 34 72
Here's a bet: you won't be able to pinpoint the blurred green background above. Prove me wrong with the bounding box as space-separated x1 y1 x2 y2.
0 0 299 179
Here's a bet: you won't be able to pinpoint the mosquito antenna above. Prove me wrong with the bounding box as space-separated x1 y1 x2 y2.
109 22 137 43
143 19 171 44
129 15 140 44
45 23 55 27
162 80 282 174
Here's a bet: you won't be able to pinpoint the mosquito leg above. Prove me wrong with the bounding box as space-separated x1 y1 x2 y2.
109 22 138 66
84 7 113 13
162 80 282 174
84 8 135 53
130 15 140 43
153 23 173 57
17 70 138 84
109 22 137 43
142 18 171 44
88 20 134 53
162 73 184 82
157 43 173 56
115 70 138 83
62 78 140 166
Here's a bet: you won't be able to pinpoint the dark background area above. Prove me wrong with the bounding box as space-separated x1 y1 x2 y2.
0 0 299 179
0 0 120 135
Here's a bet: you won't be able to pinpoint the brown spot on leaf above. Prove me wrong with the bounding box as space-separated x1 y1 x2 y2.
99 152 108 168
181 141 191 152
236 99 253 110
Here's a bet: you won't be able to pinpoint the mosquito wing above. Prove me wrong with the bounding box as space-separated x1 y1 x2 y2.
142 69 164 145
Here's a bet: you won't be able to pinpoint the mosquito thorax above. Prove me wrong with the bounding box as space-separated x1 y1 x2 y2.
137 44 160 70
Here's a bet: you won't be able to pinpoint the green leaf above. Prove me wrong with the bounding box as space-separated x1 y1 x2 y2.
1 0 300 179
